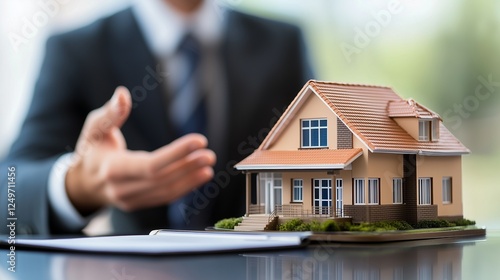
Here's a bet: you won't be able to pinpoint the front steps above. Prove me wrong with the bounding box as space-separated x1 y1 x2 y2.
234 214 273 231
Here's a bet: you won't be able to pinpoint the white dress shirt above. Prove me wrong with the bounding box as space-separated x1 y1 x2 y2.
48 0 227 231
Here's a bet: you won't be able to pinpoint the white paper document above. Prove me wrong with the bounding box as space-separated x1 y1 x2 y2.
7 231 310 255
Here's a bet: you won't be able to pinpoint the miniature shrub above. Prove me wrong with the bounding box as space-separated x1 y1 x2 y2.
279 218 305 231
416 219 454 229
214 217 243 229
309 221 323 232
416 220 439 229
337 222 352 231
321 220 341 232
454 218 476 226
349 223 378 232
373 220 413 231
372 221 397 231
392 220 414 230
295 223 311 231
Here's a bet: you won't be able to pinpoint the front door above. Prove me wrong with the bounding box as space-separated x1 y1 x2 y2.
314 179 332 215
260 173 282 214
336 178 343 217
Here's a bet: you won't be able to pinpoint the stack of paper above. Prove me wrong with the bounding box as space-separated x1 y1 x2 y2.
1 230 310 255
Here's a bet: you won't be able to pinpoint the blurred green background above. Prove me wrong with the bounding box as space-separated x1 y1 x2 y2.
237 0 499 229
0 0 498 229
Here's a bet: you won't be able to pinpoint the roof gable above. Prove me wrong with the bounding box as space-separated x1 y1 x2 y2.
259 80 469 155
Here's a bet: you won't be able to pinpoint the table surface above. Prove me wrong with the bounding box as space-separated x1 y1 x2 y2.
1 230 498 280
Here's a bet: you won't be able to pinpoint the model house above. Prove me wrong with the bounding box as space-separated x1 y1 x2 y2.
235 80 469 225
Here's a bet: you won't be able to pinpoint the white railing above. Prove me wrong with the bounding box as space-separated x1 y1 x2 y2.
248 204 344 217
274 205 343 218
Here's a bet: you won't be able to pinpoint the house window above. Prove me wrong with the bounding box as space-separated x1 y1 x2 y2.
258 173 282 212
354 178 365 205
432 119 440 141
301 119 327 148
442 177 452 204
418 178 432 205
419 119 439 141
313 179 332 215
292 179 303 202
368 178 380 204
273 175 283 206
393 178 403 204
336 179 343 216
419 120 430 141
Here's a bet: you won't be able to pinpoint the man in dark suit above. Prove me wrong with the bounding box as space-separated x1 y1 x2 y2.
0 0 312 235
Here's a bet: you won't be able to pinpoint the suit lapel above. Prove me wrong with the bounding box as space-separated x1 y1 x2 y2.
107 9 174 150
223 11 269 141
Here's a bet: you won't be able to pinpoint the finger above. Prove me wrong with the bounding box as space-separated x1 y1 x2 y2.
103 133 209 180
115 167 214 211
154 148 216 183
149 133 209 173
100 150 150 180
81 86 132 140
104 148 216 199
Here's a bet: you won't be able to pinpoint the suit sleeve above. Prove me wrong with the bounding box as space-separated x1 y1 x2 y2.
0 35 86 235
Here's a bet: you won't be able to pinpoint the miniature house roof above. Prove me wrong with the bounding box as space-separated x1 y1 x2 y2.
235 148 363 171
237 80 470 166
387 99 441 119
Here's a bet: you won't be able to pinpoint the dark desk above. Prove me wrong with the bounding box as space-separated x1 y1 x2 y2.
1 230 498 280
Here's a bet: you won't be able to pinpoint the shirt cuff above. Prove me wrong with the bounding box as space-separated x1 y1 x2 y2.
48 153 89 231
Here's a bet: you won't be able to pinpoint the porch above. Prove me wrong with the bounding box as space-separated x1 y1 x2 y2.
247 204 345 218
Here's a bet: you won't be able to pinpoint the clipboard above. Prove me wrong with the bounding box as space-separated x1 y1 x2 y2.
1 230 311 255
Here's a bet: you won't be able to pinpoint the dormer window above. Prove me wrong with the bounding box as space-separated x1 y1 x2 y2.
301 119 327 148
419 119 439 142
419 120 430 141
432 119 440 141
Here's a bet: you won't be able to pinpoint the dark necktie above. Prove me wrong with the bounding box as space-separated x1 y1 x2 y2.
169 33 207 136
168 33 210 229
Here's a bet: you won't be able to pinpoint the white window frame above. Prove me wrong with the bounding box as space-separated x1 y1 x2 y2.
368 178 380 205
301 119 328 148
354 178 365 205
432 119 440 141
419 119 440 141
392 178 403 204
442 177 452 204
419 120 430 141
292 179 303 202
313 179 332 215
418 178 432 205
273 174 283 206
335 178 343 217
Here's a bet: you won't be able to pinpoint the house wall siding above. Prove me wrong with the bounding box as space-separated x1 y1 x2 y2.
282 171 334 212
417 156 463 217
393 117 419 141
269 90 339 150
350 140 403 207
281 170 355 214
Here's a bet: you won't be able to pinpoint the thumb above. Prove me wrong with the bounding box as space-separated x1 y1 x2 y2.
106 86 132 130
81 86 132 139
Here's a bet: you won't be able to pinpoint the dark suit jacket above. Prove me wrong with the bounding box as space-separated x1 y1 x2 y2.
0 8 312 235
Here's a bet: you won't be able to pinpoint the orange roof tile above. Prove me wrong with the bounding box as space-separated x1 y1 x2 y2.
261 80 469 155
235 148 363 171
387 99 441 119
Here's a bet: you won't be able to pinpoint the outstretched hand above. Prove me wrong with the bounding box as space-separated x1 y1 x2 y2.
65 87 216 215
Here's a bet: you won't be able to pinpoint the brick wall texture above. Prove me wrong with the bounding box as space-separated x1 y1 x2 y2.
344 204 439 224
337 118 353 149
